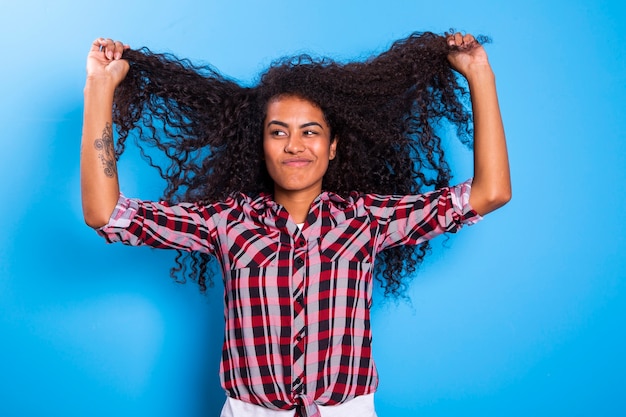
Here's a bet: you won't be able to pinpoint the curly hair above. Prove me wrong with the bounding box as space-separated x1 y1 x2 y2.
112 31 484 296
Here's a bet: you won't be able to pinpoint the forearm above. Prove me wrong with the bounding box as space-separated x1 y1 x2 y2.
81 78 121 228
466 65 511 215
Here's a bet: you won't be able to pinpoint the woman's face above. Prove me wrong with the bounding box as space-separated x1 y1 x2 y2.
263 95 337 199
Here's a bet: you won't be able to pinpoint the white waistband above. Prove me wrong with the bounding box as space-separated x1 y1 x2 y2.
220 393 376 417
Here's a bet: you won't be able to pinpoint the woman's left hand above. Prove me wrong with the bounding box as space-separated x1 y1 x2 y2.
446 32 491 79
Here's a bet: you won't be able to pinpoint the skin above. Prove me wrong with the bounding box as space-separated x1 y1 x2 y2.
446 33 512 215
263 96 337 223
80 32 510 229
81 38 129 228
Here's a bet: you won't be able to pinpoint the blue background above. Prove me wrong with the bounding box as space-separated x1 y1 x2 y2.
1 1 625 416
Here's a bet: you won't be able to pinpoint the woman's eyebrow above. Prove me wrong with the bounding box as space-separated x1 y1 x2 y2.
301 122 324 129
266 120 324 129
267 120 289 128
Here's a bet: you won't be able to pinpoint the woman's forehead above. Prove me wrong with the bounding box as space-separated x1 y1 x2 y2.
265 95 326 123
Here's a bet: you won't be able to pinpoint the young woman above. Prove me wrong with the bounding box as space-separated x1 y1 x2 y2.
81 31 510 417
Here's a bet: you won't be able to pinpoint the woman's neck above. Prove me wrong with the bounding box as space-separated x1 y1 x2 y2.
273 188 321 224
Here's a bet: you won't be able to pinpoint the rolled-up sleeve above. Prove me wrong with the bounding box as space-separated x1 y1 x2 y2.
96 193 217 253
369 179 482 250
441 179 482 228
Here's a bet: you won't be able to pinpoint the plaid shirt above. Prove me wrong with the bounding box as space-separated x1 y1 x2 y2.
97 180 481 417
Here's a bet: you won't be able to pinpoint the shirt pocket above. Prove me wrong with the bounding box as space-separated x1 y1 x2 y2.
226 225 281 269
318 215 374 264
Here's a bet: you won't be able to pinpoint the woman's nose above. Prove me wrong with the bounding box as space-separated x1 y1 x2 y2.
284 136 305 153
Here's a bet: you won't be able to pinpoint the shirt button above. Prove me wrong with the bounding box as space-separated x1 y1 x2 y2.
296 295 304 306
297 327 307 340
295 258 304 266
298 239 306 247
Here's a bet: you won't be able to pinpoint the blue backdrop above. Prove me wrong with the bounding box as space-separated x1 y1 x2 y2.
1 1 625 416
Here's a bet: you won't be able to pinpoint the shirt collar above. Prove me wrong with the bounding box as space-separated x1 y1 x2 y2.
252 191 351 211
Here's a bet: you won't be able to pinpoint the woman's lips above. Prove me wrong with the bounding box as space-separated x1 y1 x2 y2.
282 158 312 167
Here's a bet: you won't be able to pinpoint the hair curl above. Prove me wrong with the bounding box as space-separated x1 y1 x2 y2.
112 31 484 296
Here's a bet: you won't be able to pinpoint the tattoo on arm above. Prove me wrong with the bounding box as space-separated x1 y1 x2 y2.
94 123 116 178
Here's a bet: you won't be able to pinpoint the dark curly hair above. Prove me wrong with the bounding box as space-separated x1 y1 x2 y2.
112 31 484 296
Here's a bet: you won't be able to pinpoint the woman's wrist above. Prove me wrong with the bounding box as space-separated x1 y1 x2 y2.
84 75 118 96
464 63 495 86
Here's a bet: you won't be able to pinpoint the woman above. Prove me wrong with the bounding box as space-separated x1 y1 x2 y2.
81 31 510 417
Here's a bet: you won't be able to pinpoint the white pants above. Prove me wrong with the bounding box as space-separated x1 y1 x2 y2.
220 393 377 417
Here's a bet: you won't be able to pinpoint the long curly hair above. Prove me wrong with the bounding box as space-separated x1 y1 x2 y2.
112 31 483 296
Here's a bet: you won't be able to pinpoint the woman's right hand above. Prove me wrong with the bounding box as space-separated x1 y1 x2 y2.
86 38 130 88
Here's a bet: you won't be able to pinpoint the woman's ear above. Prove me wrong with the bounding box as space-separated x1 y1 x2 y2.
329 136 338 160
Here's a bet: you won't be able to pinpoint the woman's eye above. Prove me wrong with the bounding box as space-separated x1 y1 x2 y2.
271 130 287 137
303 130 317 136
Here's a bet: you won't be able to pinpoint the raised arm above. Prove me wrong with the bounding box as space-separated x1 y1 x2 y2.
81 38 130 228
447 33 512 216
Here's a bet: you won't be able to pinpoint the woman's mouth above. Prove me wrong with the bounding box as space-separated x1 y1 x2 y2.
283 158 312 167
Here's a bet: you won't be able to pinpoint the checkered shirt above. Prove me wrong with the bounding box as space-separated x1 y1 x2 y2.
97 179 481 417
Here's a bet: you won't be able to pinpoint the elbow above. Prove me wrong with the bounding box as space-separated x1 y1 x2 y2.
485 189 512 215
81 192 118 229
83 214 110 230
82 206 114 229
471 185 512 216
488 189 512 212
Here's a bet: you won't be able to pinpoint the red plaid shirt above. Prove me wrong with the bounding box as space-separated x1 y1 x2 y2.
97 180 481 417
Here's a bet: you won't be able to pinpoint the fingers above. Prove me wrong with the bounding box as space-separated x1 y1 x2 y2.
446 32 478 49
91 37 130 60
